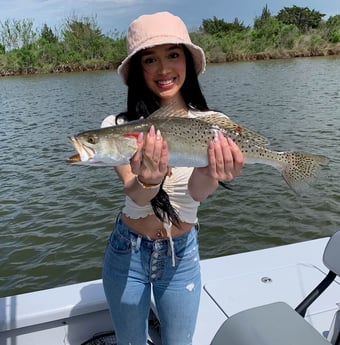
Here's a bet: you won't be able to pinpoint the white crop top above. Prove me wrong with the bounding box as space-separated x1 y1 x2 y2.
123 167 200 223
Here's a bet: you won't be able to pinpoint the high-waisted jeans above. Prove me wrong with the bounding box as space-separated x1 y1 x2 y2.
102 215 201 345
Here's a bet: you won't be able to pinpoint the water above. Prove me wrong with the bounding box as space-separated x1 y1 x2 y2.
1 57 340 297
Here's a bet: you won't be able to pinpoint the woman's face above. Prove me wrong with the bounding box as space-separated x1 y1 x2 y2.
140 44 186 106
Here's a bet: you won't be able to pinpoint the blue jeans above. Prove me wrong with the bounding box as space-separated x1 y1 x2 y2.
102 216 201 345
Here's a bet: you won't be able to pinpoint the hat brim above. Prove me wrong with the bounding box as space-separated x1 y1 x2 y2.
117 39 206 84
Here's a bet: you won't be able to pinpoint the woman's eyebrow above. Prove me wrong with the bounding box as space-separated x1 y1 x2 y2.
141 50 154 57
141 45 180 56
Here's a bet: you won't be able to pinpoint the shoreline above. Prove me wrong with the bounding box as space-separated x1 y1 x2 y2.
1 47 340 77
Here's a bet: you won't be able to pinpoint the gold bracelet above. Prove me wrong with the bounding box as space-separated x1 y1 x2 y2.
136 176 162 189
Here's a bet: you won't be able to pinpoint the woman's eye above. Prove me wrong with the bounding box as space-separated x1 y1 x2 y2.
169 52 179 59
143 57 156 64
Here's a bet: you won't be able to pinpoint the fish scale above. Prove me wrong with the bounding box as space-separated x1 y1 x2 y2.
67 104 329 194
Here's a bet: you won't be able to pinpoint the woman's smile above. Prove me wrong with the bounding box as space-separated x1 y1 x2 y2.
156 77 177 88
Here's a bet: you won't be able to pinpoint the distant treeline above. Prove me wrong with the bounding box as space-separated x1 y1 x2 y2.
1 5 340 76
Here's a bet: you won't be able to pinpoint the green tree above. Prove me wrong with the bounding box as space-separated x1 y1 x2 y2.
202 16 247 35
252 18 295 51
252 6 299 52
40 24 58 44
254 4 272 30
16 45 36 72
230 18 248 32
276 6 325 33
36 24 61 66
202 17 230 35
101 30 126 63
62 15 104 62
0 19 36 50
326 15 340 43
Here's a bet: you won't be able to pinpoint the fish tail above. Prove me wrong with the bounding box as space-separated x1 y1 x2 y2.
280 152 329 193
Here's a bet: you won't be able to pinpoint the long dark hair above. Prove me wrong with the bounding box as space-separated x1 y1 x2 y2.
123 45 209 226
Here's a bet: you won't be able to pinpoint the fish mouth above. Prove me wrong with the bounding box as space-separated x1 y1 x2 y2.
66 136 95 163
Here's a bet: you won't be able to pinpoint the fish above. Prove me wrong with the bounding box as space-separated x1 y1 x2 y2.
67 103 329 193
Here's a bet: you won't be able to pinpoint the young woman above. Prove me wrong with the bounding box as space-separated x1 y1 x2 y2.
102 11 244 345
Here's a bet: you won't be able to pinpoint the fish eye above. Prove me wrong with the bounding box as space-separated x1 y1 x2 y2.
87 135 98 144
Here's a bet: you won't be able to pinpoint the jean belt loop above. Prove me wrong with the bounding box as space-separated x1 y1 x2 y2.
135 235 142 252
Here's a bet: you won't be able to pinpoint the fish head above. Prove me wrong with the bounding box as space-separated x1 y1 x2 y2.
67 130 138 166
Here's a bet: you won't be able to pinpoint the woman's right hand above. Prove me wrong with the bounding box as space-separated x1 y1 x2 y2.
129 125 169 184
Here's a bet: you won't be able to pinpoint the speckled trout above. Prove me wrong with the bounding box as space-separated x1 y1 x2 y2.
67 104 329 193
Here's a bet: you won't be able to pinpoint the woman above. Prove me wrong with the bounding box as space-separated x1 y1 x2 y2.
102 11 244 345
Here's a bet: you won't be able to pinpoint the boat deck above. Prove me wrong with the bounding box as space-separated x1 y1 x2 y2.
196 236 340 343
1 236 339 344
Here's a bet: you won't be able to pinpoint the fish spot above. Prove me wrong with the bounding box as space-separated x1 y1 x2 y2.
235 125 243 134
186 283 195 292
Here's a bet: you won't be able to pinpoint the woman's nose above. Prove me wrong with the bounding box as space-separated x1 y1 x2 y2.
157 58 170 74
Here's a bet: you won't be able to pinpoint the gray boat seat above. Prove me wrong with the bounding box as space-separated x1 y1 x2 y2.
322 230 340 276
295 230 340 317
211 230 340 345
210 301 330 345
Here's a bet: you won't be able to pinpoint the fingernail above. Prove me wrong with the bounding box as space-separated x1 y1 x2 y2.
214 131 219 142
149 125 155 136
137 132 144 143
156 129 161 140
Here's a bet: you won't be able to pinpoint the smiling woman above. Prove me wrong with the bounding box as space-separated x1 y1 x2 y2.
100 11 244 345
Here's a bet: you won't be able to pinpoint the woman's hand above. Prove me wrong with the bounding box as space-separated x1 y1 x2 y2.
130 125 168 184
199 131 244 180
188 131 244 201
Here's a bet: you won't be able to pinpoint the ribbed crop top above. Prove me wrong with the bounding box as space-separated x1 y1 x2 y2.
122 167 200 223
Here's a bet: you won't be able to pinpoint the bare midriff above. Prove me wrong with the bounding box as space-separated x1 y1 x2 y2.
121 213 194 239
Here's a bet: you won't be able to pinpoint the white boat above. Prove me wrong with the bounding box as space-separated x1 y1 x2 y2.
1 231 339 345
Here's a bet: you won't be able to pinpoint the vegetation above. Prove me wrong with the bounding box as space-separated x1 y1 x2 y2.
1 5 340 76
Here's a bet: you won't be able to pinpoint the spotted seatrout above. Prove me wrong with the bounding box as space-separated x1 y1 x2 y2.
67 104 329 193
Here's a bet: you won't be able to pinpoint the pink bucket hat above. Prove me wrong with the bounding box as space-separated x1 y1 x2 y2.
117 11 206 84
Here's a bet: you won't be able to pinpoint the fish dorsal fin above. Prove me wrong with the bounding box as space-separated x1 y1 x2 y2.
148 102 188 119
192 111 270 146
148 104 270 146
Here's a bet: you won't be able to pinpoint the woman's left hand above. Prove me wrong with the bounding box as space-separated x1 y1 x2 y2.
198 131 244 181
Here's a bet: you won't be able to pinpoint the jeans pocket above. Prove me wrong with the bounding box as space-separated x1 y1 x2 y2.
175 231 199 262
108 226 131 254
